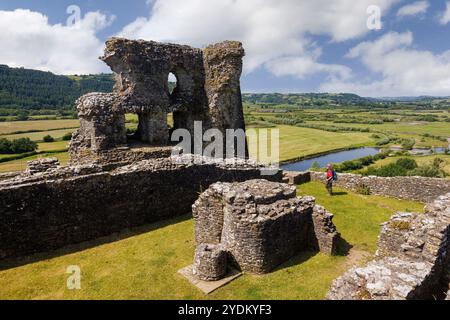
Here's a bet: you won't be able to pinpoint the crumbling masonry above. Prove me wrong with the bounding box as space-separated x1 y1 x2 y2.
327 193 450 300
0 38 263 260
69 38 246 165
192 179 341 280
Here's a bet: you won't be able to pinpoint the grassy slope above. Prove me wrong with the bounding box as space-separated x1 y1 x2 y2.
0 182 423 300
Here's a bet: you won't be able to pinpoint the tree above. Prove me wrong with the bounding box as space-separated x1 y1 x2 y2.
310 161 321 171
43 135 55 142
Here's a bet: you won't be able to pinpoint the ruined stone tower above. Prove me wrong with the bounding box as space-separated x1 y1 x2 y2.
69 38 246 164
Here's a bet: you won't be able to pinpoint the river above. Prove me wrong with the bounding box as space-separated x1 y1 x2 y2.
281 147 381 172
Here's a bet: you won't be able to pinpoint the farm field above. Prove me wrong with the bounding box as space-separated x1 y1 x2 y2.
248 125 374 163
0 119 79 135
0 181 424 300
0 106 449 174
246 105 450 150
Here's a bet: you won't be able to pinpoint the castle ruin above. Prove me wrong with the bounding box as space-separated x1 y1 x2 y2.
69 38 246 165
0 39 266 260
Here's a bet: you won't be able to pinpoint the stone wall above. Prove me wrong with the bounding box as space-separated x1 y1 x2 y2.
192 180 341 277
0 156 281 260
310 171 450 203
327 193 450 300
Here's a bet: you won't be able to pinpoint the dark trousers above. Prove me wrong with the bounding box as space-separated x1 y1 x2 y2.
326 180 333 195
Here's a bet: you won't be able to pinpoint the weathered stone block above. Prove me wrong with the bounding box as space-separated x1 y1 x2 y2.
193 244 227 281
310 205 340 255
26 157 60 175
282 171 311 185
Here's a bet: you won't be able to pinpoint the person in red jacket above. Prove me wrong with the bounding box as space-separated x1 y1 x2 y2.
326 163 335 196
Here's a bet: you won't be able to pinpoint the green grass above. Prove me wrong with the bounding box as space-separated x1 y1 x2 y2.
248 125 374 163
298 182 424 252
0 152 69 173
0 119 79 135
0 182 424 300
3 129 75 142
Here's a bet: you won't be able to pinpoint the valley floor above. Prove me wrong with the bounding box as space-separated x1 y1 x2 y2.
0 182 424 300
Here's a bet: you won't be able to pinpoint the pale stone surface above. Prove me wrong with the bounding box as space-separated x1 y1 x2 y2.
178 265 242 295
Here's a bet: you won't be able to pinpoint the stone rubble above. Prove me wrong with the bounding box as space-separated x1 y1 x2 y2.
26 157 60 175
327 193 450 300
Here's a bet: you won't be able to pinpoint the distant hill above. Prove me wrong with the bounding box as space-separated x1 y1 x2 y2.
242 93 376 107
0 65 114 110
0 65 448 113
243 93 450 109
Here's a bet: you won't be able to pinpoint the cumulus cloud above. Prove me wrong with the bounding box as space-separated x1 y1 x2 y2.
321 31 450 96
118 0 399 80
439 1 450 25
0 9 114 74
397 1 429 17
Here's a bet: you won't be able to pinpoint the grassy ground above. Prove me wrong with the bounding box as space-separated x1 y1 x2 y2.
0 152 69 173
248 125 374 163
0 182 424 300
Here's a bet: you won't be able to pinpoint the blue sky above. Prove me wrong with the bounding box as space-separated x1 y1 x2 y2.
1 0 450 96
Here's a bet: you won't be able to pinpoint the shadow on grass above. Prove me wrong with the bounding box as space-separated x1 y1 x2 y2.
273 250 319 273
332 191 348 196
335 237 353 256
0 213 193 271
273 236 353 273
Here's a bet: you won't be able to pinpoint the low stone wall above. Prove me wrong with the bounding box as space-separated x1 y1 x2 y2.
0 156 281 260
327 193 450 300
309 172 450 203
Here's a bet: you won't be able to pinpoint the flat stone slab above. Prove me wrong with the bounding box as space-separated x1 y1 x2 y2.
178 265 242 295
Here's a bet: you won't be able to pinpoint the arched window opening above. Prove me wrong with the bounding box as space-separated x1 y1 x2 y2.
168 72 177 95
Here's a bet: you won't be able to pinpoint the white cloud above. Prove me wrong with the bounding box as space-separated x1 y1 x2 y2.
321 31 450 96
397 1 429 17
118 0 399 80
266 57 352 81
0 9 114 74
439 1 450 25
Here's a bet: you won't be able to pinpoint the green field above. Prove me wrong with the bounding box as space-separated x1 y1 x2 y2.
248 125 374 163
2 129 75 142
0 119 79 135
0 152 69 173
0 181 424 300
0 106 448 173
